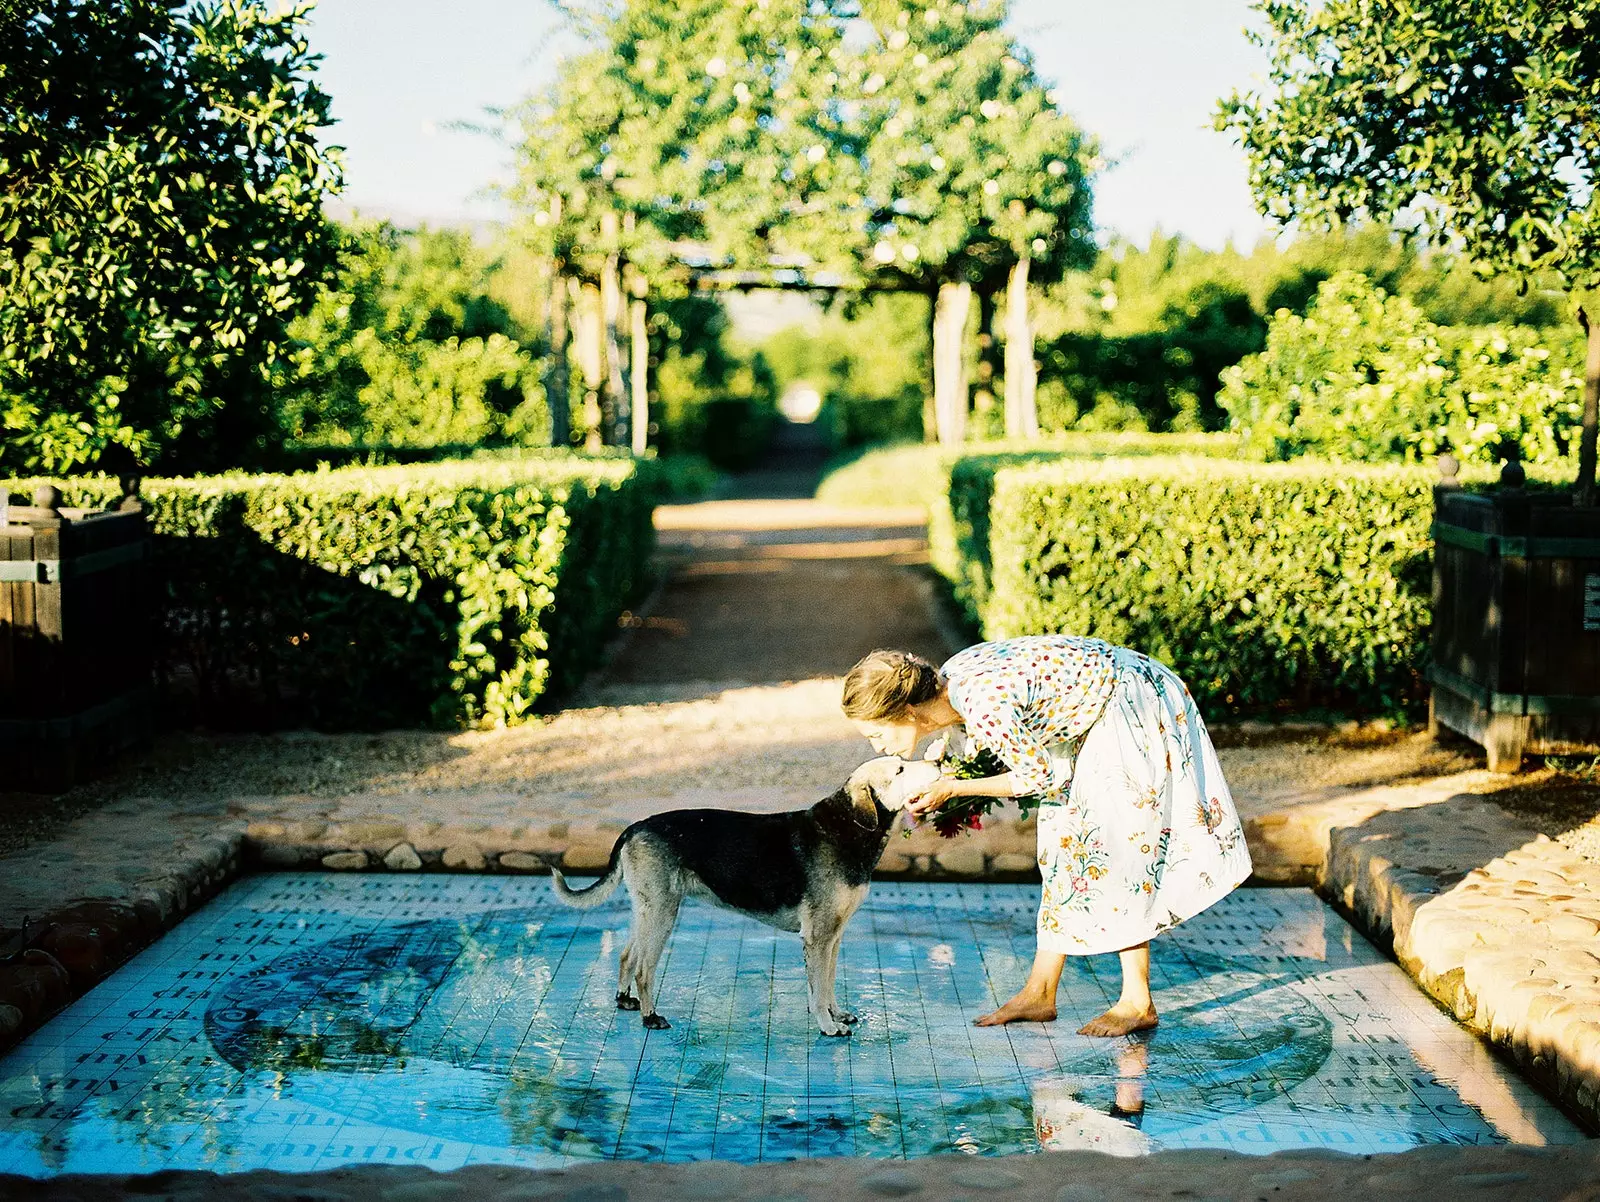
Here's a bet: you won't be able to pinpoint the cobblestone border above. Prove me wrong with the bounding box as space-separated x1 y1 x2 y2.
4 1143 1599 1199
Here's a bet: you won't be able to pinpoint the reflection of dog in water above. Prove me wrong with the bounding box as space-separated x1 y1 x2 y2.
1033 1038 1153 1157
550 756 938 1036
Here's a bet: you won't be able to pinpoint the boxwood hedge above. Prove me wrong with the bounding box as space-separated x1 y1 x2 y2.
947 456 1442 717
7 455 655 729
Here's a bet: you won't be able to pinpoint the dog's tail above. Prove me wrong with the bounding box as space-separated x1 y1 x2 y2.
548 834 628 909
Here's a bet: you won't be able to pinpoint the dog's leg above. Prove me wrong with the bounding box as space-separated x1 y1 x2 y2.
631 889 681 1031
801 906 849 1037
824 886 871 1025
821 927 856 1026
616 939 640 1011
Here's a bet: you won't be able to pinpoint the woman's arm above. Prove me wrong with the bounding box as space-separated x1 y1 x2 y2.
905 771 1018 817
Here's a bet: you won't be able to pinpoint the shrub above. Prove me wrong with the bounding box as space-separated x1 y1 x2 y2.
7 455 654 729
814 433 1234 510
948 455 1441 717
1221 272 1585 467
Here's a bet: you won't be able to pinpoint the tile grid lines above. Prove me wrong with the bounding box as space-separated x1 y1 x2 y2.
862 897 903 1158
295 881 430 1171
704 907 751 1161
614 904 697 1158
911 879 969 1153
11 891 281 1172
972 882 1048 1154
449 887 554 1071
941 882 1006 1152
1292 957 1495 1145
1 879 1589 1176
1161 922 1304 1151
884 882 944 1156
656 906 721 1156
556 907 633 1162
498 882 602 1081
756 929 783 1161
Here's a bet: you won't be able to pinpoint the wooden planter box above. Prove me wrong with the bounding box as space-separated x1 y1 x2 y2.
1429 477 1600 772
1 486 152 790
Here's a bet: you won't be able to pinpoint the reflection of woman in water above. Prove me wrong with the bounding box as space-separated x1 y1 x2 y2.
843 636 1251 1035
1032 1038 1153 1157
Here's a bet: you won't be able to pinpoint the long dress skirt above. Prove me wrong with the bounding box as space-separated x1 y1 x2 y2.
1034 648 1251 956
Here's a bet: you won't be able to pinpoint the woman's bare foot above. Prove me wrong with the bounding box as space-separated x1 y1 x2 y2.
973 989 1057 1026
1077 1000 1158 1037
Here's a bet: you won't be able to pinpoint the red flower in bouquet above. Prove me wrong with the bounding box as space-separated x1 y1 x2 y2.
913 746 1044 839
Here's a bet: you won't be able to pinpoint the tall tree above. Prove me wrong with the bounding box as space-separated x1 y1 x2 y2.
511 0 853 447
854 0 1097 443
1220 0 1600 500
0 0 344 474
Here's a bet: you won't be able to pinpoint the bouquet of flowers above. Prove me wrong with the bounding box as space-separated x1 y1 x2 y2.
915 743 1044 838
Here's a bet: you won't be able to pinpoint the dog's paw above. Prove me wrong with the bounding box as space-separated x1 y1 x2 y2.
616 992 640 1011
817 1018 852 1037
830 1008 858 1025
642 1013 671 1030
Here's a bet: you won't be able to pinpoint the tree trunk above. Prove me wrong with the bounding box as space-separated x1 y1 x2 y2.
974 290 1000 429
1004 254 1039 439
600 211 627 447
545 271 571 449
922 289 938 443
1578 307 1599 507
628 267 649 457
932 280 972 447
576 278 604 451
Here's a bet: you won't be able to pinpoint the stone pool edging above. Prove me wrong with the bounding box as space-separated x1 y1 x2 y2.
5 1143 1600 1200
1316 797 1600 1135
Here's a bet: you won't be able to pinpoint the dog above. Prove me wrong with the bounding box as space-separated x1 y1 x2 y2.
548 755 941 1036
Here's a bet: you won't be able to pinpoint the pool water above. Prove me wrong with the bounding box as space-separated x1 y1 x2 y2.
0 875 1584 1176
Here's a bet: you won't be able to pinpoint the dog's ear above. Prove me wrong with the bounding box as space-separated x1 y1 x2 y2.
846 778 883 828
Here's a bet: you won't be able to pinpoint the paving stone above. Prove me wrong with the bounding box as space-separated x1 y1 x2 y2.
1248 1167 1317 1188
1452 1171 1533 1187
861 1168 923 1196
878 850 913 873
1053 1186 1110 1202
558 1188 627 1202
499 851 549 872
320 851 368 871
948 1165 1025 1189
991 852 1036 874
382 842 423 871
561 844 614 871
933 845 985 876
442 844 487 871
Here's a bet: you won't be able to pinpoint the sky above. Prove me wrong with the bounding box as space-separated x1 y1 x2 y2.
306 0 1275 250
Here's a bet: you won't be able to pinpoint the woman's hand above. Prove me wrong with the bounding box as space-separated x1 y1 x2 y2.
905 775 962 818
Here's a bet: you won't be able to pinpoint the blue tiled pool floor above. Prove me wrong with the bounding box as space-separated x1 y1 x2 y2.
0 875 1585 1176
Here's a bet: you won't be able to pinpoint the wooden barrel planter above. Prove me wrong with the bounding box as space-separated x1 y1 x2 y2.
1429 459 1600 772
0 485 152 790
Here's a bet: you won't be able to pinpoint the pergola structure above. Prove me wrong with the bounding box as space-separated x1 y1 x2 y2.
547 240 1040 455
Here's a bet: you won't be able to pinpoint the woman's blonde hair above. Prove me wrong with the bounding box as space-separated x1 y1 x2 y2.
841 649 942 722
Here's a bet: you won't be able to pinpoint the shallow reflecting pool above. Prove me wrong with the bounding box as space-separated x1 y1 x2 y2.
0 875 1585 1175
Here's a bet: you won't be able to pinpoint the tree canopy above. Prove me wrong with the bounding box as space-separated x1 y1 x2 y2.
0 0 344 475
1219 0 1600 494
512 0 1096 290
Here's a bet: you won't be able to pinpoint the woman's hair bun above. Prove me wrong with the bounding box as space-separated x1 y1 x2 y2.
842 649 942 721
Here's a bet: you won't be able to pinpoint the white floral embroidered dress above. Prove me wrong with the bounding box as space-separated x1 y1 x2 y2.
941 636 1251 956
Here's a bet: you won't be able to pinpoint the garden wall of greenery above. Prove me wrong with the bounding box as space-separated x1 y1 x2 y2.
5 454 656 729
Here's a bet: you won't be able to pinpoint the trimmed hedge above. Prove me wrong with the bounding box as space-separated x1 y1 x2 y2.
814 433 1235 510
7 455 655 729
946 456 1441 717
